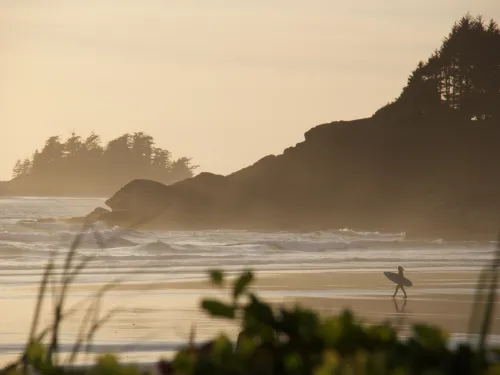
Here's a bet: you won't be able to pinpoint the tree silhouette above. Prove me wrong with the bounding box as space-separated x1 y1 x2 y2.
12 160 23 178
21 159 32 176
170 157 198 182
11 132 197 196
375 14 500 121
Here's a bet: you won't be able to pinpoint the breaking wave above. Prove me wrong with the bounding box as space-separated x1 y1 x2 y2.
0 197 497 285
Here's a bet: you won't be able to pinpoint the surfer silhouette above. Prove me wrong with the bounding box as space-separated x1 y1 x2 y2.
384 265 412 299
393 265 408 298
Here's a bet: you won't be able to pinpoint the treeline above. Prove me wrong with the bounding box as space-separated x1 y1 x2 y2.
11 132 197 195
376 14 500 121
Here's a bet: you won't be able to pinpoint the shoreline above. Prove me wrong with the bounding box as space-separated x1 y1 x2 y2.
1 269 499 366
69 269 500 335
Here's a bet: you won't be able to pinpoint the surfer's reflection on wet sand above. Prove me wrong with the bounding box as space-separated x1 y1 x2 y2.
392 298 410 332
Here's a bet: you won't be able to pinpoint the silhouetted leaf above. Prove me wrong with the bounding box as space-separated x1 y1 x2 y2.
314 351 340 375
210 334 234 365
245 294 274 326
294 306 320 341
487 364 500 375
284 352 302 373
201 299 235 319
235 335 256 358
367 324 396 345
172 350 195 375
413 324 449 350
233 270 254 299
209 269 224 286
321 318 341 347
90 354 141 375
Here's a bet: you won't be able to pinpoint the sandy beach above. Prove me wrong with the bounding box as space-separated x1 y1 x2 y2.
115 269 500 336
1 268 498 367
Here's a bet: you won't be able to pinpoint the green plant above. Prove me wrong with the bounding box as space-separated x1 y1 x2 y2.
0 224 125 375
0 210 178 375
161 269 500 375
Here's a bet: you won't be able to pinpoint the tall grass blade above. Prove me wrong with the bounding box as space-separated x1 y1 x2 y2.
478 233 500 353
28 254 54 344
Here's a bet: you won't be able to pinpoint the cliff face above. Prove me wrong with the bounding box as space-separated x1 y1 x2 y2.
100 116 500 240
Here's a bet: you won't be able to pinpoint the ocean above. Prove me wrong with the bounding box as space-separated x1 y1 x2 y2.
0 197 498 365
0 197 495 286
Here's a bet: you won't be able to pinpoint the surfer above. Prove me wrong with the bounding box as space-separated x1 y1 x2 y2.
392 266 408 299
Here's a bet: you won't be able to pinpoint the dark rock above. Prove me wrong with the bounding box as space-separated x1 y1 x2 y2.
84 207 111 223
95 116 500 241
105 179 171 213
405 192 500 241
101 173 238 229
16 207 111 227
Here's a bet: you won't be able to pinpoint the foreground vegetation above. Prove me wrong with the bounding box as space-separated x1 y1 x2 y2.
1 226 498 375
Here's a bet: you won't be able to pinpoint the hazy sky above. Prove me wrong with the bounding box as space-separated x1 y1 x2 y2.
1 0 499 180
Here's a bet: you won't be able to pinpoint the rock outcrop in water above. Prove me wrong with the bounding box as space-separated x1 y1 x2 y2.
17 207 112 227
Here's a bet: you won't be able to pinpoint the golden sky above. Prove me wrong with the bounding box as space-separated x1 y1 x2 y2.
1 0 499 181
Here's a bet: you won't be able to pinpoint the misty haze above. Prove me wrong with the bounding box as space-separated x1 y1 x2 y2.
1 1 500 374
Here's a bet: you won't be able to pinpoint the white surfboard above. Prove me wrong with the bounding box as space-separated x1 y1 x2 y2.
384 271 413 287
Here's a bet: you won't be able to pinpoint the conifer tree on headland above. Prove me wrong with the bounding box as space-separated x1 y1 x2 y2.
11 132 197 193
375 14 500 121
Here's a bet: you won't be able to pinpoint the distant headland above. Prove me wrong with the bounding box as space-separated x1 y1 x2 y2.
1 132 197 197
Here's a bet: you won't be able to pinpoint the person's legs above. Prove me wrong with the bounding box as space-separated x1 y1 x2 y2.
393 285 399 297
401 286 407 298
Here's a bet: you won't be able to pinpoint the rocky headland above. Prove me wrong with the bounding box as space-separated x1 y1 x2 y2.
86 115 500 241
18 15 500 241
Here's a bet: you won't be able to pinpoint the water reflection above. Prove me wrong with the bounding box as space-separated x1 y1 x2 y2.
392 298 409 332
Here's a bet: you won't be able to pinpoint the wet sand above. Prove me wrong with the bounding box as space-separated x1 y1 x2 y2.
0 269 498 366
114 269 500 335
